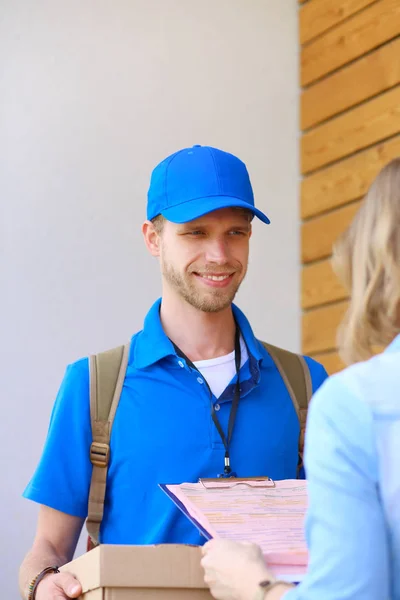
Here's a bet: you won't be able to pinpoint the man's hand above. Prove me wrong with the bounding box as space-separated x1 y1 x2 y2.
201 539 272 600
19 506 85 600
35 572 82 600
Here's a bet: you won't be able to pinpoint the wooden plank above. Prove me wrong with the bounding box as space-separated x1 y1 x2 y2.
302 201 361 263
301 84 400 174
301 134 400 218
310 347 384 372
299 0 376 45
309 351 346 374
302 301 348 354
301 0 400 86
301 37 400 129
302 259 348 309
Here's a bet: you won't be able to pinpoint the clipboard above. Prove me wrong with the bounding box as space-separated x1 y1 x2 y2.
159 483 214 540
160 478 308 558
159 477 274 542
160 478 308 584
198 476 275 489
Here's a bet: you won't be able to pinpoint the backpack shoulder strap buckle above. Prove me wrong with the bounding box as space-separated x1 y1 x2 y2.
90 441 110 468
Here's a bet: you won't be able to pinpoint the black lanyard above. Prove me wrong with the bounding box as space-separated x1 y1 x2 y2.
171 326 241 478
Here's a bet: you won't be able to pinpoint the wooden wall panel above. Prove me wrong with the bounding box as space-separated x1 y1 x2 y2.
299 2 400 373
301 37 400 129
299 0 376 45
301 84 400 174
301 134 400 219
302 259 348 309
302 201 361 264
309 351 346 374
302 301 348 355
301 0 400 86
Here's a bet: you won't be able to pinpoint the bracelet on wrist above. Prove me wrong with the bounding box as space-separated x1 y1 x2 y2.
254 579 294 599
28 566 60 600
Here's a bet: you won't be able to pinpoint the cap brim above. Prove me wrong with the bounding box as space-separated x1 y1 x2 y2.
160 196 270 224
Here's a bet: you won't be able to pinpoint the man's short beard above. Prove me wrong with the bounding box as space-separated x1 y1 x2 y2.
161 259 244 313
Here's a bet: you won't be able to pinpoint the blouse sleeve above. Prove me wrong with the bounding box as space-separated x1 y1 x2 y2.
284 374 390 600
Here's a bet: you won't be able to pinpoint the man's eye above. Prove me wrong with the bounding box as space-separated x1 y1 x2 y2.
229 230 246 236
186 231 204 236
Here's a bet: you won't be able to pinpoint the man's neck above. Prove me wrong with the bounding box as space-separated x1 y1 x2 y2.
160 295 236 362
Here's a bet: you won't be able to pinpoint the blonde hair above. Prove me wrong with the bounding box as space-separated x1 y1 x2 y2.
332 158 400 365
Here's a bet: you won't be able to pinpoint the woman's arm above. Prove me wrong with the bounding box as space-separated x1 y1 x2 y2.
202 372 390 600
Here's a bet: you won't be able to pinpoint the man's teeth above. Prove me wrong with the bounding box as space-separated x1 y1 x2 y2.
201 274 231 281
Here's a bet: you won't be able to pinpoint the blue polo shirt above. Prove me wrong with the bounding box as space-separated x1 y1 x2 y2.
24 299 327 545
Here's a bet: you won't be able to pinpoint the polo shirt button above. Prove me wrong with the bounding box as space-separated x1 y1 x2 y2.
215 404 220 411
197 377 204 384
178 361 184 368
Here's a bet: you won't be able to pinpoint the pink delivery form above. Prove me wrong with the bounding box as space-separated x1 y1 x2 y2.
160 479 309 582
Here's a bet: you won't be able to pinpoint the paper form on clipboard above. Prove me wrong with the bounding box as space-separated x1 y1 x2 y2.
160 478 308 582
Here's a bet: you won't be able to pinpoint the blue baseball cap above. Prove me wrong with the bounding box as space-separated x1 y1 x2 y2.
147 145 270 224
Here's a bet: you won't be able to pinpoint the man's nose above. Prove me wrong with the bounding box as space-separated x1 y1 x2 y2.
204 238 230 264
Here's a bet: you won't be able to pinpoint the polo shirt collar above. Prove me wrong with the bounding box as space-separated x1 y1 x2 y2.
133 299 175 369
133 298 273 369
231 304 265 363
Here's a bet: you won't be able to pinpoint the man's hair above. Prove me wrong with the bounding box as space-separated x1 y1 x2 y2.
332 158 400 364
151 214 166 234
151 208 253 234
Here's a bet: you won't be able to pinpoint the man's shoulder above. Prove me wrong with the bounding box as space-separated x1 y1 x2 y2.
60 355 90 388
302 354 329 394
64 322 167 386
75 333 142 364
302 353 328 376
61 335 138 388
259 341 329 394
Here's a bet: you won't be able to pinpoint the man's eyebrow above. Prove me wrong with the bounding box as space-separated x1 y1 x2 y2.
177 221 206 230
176 222 251 234
227 222 251 231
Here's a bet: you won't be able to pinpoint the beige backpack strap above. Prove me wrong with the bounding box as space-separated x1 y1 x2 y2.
86 343 130 547
262 343 312 476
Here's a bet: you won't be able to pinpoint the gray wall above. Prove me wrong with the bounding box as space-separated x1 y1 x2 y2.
0 1 299 595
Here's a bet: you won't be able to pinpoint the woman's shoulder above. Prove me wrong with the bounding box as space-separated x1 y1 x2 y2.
312 349 400 419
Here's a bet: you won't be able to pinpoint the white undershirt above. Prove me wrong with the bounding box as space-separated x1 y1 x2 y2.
193 336 249 399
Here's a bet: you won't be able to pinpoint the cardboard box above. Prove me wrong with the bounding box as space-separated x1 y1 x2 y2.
61 544 213 599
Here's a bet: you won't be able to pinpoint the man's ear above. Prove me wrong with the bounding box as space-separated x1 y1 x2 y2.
142 220 161 257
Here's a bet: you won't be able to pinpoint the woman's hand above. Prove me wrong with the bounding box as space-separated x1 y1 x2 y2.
201 539 272 600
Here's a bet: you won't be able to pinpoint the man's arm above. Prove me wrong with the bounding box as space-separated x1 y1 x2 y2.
19 505 85 600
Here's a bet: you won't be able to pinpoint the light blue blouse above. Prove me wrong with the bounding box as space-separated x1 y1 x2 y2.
286 336 400 600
